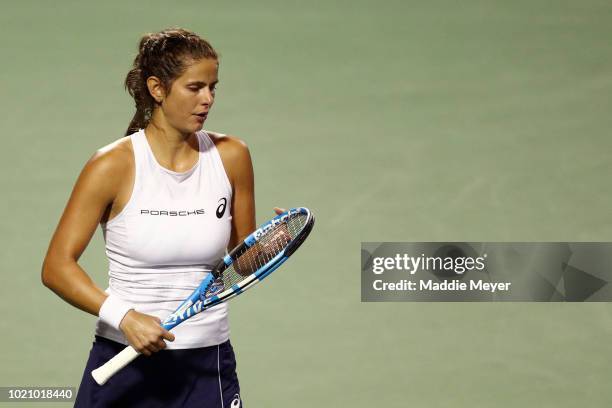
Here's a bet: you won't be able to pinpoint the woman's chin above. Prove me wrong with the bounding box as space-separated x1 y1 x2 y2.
187 122 204 133
194 120 205 131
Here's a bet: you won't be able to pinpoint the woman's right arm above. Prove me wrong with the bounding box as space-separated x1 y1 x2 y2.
41 145 173 355
41 148 126 315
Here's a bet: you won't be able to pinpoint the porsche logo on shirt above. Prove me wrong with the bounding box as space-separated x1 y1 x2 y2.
140 209 205 216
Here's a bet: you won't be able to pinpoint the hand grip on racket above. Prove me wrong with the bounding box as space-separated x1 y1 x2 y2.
91 207 314 385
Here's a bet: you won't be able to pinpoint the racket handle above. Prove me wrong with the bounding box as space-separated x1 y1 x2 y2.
91 345 140 385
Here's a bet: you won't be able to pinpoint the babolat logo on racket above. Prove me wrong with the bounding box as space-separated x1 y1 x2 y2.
253 211 293 240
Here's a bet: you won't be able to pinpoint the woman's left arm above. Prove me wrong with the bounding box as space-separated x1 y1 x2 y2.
217 135 256 250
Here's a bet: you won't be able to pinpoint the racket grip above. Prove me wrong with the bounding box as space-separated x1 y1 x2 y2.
91 345 140 385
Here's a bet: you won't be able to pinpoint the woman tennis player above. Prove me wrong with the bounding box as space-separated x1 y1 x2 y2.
42 28 276 407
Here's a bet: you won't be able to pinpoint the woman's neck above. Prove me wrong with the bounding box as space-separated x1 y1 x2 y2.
144 120 199 172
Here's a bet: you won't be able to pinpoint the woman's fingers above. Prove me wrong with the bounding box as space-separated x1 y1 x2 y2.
120 310 174 356
162 329 176 342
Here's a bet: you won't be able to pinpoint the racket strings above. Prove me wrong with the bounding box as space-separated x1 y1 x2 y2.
206 213 309 297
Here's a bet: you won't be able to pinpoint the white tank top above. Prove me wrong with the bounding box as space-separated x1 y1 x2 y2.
95 129 233 349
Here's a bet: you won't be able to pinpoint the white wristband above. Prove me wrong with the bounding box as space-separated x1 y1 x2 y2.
99 294 133 331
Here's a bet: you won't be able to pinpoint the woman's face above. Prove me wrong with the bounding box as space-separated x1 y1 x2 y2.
156 57 219 134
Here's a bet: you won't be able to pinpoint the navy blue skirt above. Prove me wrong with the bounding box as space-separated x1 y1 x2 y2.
75 336 242 408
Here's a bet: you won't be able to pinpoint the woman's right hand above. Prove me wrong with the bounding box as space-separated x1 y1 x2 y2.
119 310 175 356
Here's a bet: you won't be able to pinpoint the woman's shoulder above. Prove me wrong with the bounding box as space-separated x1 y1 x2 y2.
204 130 250 162
70 136 134 203
205 130 248 152
82 136 134 180
204 130 253 183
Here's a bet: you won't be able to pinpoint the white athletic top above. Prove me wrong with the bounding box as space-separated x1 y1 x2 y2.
95 129 233 349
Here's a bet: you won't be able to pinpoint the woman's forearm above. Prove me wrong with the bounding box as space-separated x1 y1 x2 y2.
41 257 108 317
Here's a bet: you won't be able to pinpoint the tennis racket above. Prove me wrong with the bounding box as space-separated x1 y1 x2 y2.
91 207 314 385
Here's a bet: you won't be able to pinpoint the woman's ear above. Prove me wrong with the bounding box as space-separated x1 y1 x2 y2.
146 76 165 103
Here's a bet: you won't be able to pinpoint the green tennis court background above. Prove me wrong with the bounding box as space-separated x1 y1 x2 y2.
2 1 612 406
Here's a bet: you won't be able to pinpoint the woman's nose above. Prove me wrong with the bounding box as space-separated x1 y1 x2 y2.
202 88 214 104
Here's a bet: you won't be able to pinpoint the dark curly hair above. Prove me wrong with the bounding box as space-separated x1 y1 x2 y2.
124 28 218 136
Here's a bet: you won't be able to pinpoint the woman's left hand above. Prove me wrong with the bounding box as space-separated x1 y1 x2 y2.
234 207 289 276
265 206 291 252
273 207 286 215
